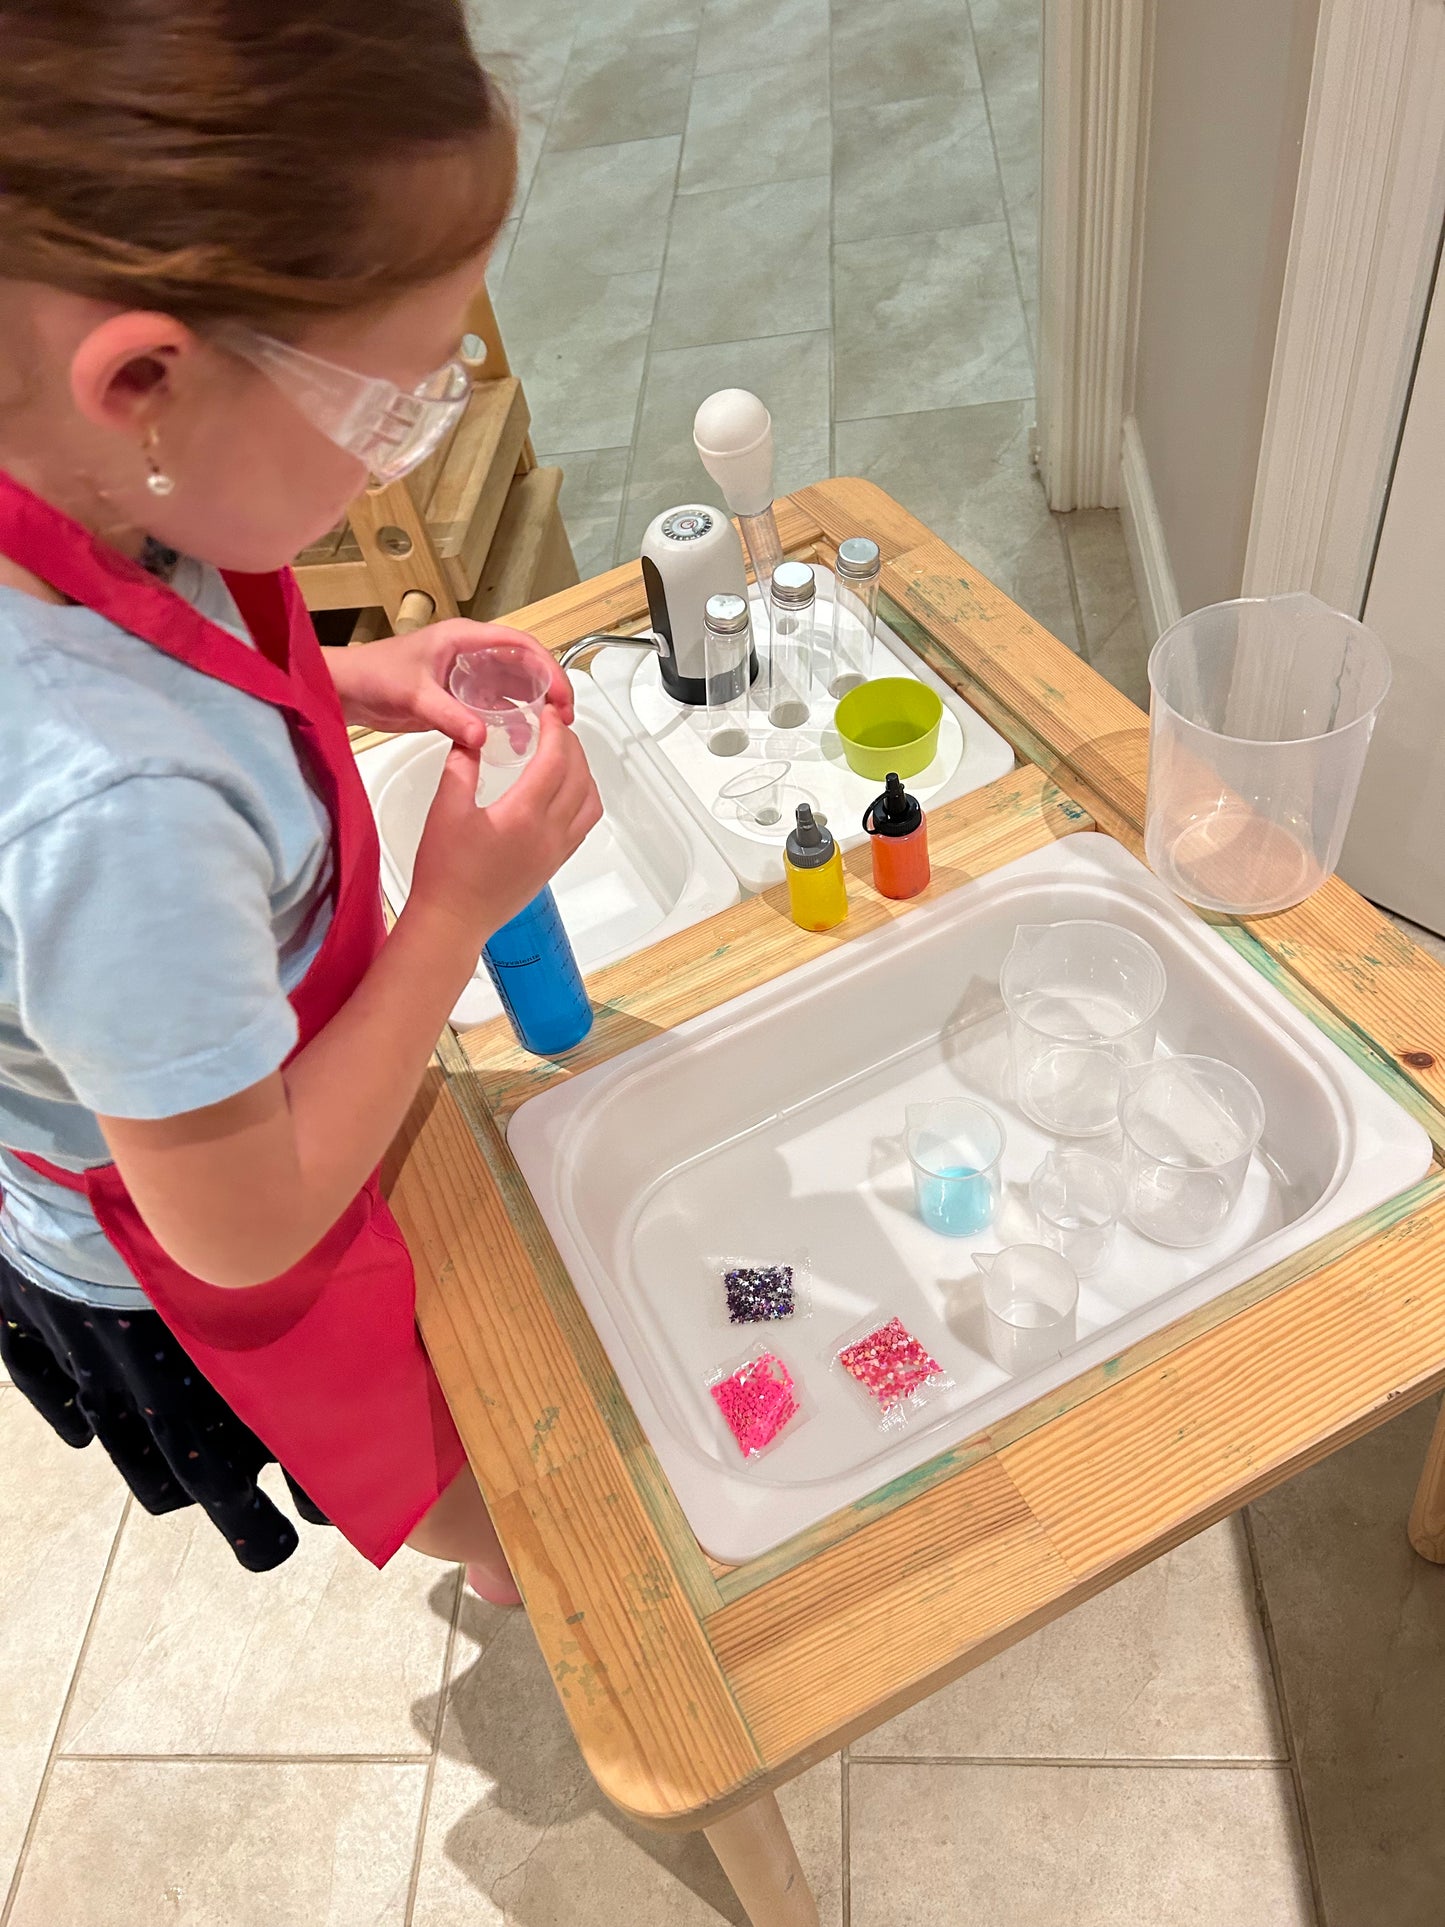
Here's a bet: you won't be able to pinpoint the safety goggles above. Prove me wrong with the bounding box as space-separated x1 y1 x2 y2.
219 326 472 483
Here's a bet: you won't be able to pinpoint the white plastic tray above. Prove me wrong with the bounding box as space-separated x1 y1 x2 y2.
589 586 1016 892
508 835 1434 1563
355 678 740 1028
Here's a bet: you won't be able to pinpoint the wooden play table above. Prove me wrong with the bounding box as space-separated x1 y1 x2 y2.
378 481 1445 1925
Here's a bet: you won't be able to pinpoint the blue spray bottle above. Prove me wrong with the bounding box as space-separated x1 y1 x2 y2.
482 886 593 1056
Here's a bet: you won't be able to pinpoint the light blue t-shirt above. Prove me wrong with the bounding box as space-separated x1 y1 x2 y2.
0 556 333 1309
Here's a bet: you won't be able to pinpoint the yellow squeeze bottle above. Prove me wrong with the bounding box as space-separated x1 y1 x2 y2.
784 804 848 931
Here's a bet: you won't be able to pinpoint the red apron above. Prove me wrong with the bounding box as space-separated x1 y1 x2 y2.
0 471 466 1566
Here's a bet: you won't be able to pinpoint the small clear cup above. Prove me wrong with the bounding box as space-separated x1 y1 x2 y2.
1028 1148 1123 1274
976 1246 1079 1375
1120 1054 1265 1247
448 645 552 780
905 1099 1004 1237
719 760 790 829
1000 921 1166 1137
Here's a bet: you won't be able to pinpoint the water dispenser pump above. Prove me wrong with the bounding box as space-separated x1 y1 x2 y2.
638 503 751 705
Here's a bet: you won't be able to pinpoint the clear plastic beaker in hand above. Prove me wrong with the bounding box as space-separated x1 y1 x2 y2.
976 1246 1079 1375
1145 593 1392 916
449 644 552 798
1120 1054 1265 1247
1029 1148 1122 1274
1000 922 1166 1137
719 760 790 829
905 1098 1004 1236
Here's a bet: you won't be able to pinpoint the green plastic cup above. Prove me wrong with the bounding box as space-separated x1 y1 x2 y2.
832 678 944 780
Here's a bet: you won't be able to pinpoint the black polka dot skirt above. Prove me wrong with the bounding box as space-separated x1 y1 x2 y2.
0 1252 329 1570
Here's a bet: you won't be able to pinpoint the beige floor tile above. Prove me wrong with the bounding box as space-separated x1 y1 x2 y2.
60 1466 458 1758
623 329 831 543
0 1391 126 1895
574 0 705 43
486 218 519 295
855 1518 1283 1761
679 59 832 195
1249 1395 1445 1927
655 176 832 351
849 1760 1314 1926
508 137 681 280
696 0 831 78
547 29 697 152
1063 507 1151 708
833 90 1004 244
833 0 981 108
7 1759 425 1927
835 400 1079 650
497 264 660 454
834 224 1033 420
545 446 632 577
475 31 575 211
411 1600 842 1926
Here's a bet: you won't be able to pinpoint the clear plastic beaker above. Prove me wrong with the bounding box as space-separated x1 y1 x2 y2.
1028 1148 1122 1274
719 760 790 829
905 1098 1004 1236
1145 593 1392 916
1000 922 1166 1137
1120 1054 1265 1247
449 644 551 795
702 592 752 756
976 1246 1079 1375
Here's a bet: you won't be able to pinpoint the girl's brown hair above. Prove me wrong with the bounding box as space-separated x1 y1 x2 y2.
0 0 516 330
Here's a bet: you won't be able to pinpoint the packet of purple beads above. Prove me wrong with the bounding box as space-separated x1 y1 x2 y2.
708 1251 813 1330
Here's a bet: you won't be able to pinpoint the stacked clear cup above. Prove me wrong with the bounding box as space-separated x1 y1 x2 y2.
1000 922 1166 1137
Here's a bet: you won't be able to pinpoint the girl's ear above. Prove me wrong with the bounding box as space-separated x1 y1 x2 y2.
69 311 196 434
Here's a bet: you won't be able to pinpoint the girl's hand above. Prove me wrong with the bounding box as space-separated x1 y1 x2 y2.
407 708 602 943
324 620 574 747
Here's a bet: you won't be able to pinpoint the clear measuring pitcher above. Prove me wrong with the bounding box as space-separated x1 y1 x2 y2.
1000 921 1166 1137
1145 593 1391 916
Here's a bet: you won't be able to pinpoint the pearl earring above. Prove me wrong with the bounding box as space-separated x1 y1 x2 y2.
143 426 175 498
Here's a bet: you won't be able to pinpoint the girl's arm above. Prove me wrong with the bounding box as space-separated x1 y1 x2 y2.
96 712 600 1288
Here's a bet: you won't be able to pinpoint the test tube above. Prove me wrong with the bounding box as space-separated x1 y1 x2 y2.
702 592 752 756
765 561 815 731
830 536 881 696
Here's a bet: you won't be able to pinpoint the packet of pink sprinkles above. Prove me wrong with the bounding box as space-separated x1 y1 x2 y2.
708 1347 804 1460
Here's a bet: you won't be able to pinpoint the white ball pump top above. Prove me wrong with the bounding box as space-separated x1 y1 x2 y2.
692 388 776 518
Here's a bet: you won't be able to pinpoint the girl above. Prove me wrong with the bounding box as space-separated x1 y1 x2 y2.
0 0 600 1600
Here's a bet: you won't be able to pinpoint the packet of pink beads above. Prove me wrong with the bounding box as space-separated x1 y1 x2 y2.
830 1311 954 1432
706 1343 807 1461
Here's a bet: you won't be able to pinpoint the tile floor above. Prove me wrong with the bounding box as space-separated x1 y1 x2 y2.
3 2 1444 1924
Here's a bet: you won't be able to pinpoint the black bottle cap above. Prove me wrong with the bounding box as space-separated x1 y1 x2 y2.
863 771 923 838
785 802 836 869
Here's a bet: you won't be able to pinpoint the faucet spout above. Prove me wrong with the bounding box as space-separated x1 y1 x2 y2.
558 631 668 673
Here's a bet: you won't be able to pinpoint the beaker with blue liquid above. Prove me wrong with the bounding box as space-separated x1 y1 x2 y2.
905 1099 1004 1237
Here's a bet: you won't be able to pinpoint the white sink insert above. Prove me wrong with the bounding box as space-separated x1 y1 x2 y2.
356 677 740 1028
588 588 1016 893
508 834 1433 1563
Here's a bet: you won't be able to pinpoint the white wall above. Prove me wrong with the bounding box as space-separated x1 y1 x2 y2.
1130 0 1320 619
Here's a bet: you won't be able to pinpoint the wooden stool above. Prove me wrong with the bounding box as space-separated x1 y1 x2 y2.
293 285 579 638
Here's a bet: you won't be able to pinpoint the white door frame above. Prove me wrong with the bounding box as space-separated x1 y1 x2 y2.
1038 0 1445 621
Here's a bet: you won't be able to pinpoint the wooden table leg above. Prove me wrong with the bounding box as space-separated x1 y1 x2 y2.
704 1792 820 1927
1408 1398 1445 1561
